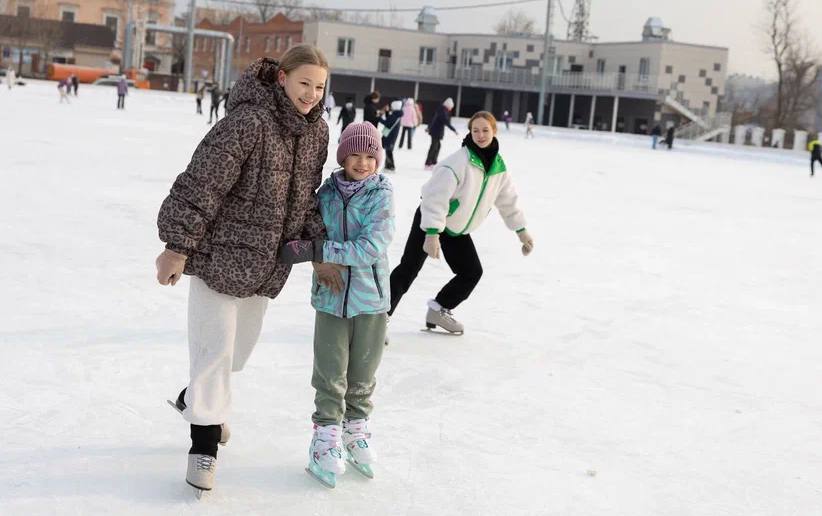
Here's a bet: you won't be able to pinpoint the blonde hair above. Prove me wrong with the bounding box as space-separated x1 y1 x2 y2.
468 111 497 133
278 44 329 74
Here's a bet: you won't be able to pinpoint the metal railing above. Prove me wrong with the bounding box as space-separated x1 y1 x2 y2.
352 57 659 94
675 112 733 140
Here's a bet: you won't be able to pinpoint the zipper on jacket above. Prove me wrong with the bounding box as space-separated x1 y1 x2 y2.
371 264 383 299
331 174 373 318
459 165 491 235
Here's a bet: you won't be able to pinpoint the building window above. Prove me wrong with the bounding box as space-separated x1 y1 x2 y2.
665 65 673 74
419 46 436 65
145 20 157 46
17 5 30 17
568 55 576 64
274 36 280 50
264 37 271 52
714 63 721 71
285 35 291 49
705 78 713 86
104 15 119 38
699 69 706 77
526 44 534 52
495 51 512 71
244 37 250 53
639 57 650 77
596 59 605 74
378 48 391 73
703 101 711 112
711 86 719 95
337 37 354 57
460 48 475 67
60 9 76 22
678 74 686 83
588 50 594 58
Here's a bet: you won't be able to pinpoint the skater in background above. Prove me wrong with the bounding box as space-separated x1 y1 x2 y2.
650 124 662 149
6 66 15 90
388 111 534 335
155 46 337 496
502 110 512 131
424 97 457 170
222 85 232 115
116 75 128 109
195 84 204 114
378 99 403 171
277 122 394 487
809 136 821 177
325 91 336 119
337 97 356 138
57 78 70 103
363 91 381 128
524 112 535 138
398 98 420 150
71 74 79 96
208 84 222 124
664 124 676 150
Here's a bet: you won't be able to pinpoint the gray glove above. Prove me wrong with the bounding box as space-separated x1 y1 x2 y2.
278 239 324 264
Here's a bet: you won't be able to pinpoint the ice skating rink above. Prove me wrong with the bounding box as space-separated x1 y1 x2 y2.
1 80 820 515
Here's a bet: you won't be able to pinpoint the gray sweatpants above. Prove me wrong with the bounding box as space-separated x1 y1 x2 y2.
311 311 387 426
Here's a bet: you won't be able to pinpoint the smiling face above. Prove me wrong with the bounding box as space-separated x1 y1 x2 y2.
470 117 496 149
343 152 378 181
278 64 327 115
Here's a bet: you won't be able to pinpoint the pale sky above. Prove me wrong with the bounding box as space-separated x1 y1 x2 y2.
186 0 822 79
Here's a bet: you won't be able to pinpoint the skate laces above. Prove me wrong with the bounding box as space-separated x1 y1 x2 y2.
196 455 216 472
314 425 343 456
440 308 457 322
343 419 371 443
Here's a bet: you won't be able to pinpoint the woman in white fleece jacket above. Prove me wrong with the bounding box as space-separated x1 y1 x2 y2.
387 111 534 334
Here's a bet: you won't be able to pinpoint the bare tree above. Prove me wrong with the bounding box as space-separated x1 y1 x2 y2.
762 0 819 129
494 9 537 36
764 0 794 128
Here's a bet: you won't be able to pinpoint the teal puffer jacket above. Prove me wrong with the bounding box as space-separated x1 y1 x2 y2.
312 172 395 318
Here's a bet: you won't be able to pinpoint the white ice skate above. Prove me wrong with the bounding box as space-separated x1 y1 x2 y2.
167 388 230 445
306 424 345 488
423 300 464 335
343 418 376 479
186 453 217 499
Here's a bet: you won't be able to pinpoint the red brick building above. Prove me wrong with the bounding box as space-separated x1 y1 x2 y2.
192 13 303 84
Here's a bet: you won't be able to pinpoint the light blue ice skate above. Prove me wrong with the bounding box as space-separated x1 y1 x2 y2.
306 425 346 489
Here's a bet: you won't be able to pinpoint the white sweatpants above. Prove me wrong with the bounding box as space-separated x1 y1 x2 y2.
183 276 268 425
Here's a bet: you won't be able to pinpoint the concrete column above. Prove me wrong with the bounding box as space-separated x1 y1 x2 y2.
611 96 620 133
751 127 765 147
455 84 462 117
484 89 493 111
548 93 556 126
588 95 597 130
413 81 419 100
370 76 375 93
511 91 521 122
568 94 576 128
771 128 785 148
795 130 809 151
734 125 747 145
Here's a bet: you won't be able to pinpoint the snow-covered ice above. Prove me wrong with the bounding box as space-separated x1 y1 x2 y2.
1 80 821 515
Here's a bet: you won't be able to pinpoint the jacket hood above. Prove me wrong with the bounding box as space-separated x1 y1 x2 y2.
227 58 324 134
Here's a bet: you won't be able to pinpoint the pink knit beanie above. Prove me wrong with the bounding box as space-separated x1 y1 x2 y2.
337 122 384 169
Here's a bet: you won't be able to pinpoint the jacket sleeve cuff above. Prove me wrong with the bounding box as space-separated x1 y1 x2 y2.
516 228 527 234
425 228 440 236
165 243 193 257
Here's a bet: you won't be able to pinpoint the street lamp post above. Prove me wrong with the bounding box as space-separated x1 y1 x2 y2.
537 0 553 125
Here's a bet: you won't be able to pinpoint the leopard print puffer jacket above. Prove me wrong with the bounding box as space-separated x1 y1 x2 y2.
157 58 329 298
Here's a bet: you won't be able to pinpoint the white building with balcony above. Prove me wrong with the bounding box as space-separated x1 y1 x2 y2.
302 15 729 135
